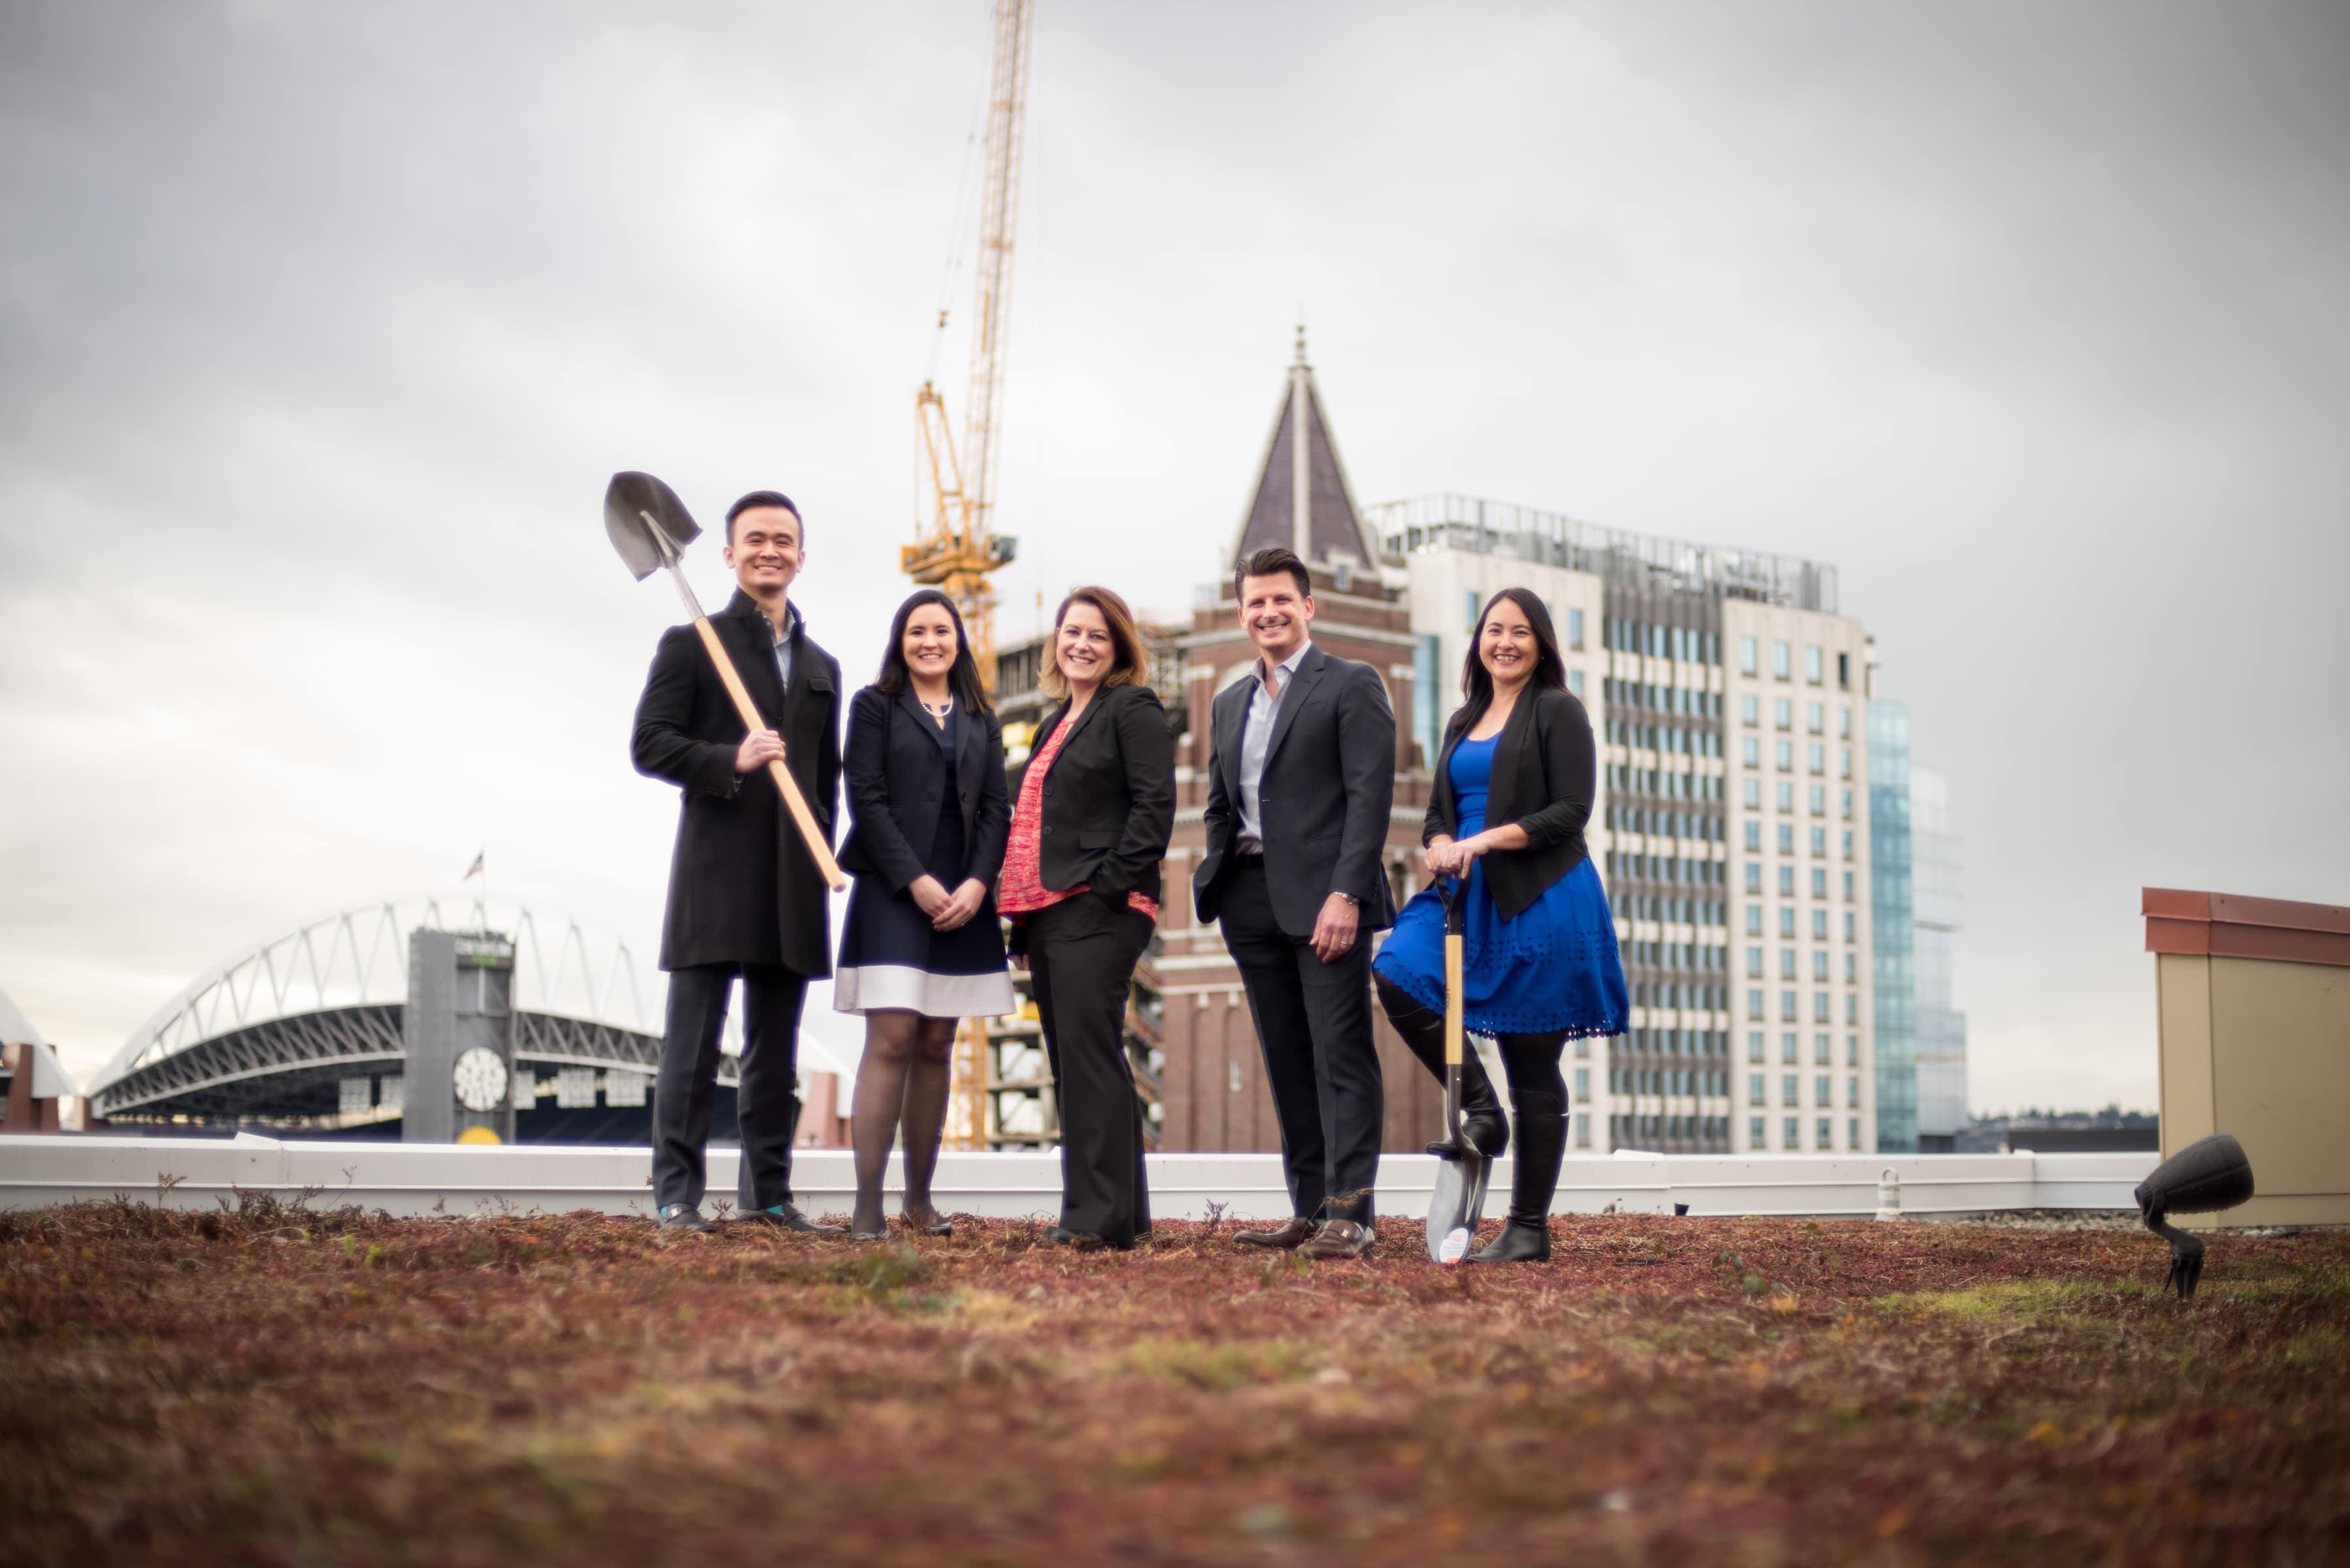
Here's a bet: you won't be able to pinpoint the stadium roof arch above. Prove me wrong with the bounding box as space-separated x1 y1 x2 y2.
86 894 742 1122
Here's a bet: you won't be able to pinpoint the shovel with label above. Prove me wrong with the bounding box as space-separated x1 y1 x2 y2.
1425 874 1493 1262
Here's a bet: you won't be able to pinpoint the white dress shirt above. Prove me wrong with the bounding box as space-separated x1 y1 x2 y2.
1236 640 1313 853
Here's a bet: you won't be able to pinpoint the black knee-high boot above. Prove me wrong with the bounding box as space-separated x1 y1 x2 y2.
1372 973 1506 1158
1471 1087 1565 1263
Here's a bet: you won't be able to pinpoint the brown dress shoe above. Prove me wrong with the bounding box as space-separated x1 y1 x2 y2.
1296 1218 1376 1260
1233 1216 1319 1250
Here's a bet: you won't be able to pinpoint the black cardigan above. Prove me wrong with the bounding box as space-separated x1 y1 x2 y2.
1423 685 1597 921
837 685 1009 894
1019 683 1176 909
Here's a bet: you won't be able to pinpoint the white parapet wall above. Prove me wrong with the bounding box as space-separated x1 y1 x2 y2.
0 1135 2154 1222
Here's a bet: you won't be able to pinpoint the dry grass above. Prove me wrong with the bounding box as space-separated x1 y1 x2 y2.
4 1194 2347 1565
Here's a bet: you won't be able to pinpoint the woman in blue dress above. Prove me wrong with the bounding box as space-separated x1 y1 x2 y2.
1372 587 1628 1262
835 591 1015 1241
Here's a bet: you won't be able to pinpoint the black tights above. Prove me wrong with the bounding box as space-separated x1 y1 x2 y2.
1374 973 1569 1111
851 1010 958 1233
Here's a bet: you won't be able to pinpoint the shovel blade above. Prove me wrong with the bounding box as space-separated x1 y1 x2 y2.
604 471 701 581
1427 1151 1489 1263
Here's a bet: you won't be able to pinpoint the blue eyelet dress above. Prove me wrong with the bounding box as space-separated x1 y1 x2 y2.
1372 733 1629 1037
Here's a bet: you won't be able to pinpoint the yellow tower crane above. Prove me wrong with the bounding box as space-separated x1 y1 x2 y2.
906 0 1033 1151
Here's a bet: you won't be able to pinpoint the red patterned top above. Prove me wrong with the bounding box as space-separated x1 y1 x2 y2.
997 704 1160 921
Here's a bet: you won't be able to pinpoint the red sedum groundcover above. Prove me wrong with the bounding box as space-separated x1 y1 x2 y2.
3 1196 2346 1565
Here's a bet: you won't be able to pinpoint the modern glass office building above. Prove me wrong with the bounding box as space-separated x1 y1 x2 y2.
1910 766 1969 1147
1868 700 1918 1152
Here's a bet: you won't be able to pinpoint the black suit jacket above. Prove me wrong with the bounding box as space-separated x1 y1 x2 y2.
1019 683 1176 909
631 590 842 975
1424 685 1597 921
1194 645 1398 937
838 685 1010 893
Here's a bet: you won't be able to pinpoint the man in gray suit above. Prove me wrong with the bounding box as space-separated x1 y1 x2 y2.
1195 547 1397 1260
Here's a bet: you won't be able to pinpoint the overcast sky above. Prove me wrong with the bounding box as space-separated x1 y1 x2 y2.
3 1 2344 1113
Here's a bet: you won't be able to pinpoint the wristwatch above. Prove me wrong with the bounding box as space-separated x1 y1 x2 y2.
1332 892 1359 906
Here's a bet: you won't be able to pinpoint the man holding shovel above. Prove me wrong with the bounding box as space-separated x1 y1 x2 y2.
632 490 844 1235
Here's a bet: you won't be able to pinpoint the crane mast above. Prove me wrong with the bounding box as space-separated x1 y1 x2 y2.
906 0 1033 1149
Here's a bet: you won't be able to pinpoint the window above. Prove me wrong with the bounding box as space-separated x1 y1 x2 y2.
1775 741 1793 772
1742 736 1761 768
1811 909 1829 940
1843 912 1855 942
1740 694 1759 726
1744 864 1762 894
1781 1031 1798 1064
1776 782 1795 813
1813 990 1830 1023
1772 640 1791 680
1807 743 1825 775
1812 951 1829 982
1747 1030 1765 1064
1779 866 1797 897
1780 990 1798 1022
1568 668 1585 697
1810 785 1827 816
1746 988 1764 1021
1749 1116 1766 1147
1846 1034 1859 1066
1846 992 1860 1024
1774 698 1793 730
1847 1075 1861 1109
1838 653 1851 690
1810 826 1827 857
1815 1075 1832 1107
1811 868 1829 898
1806 702 1824 734
1568 607 1585 649
1840 788 1853 819
1805 645 1823 684
1744 778 1762 809
1744 821 1762 852
1784 1117 1800 1149
1818 1117 1834 1149
1745 946 1762 978
1844 870 1857 902
1849 1115 1861 1149
1781 1074 1800 1107
1778 907 1796 938
1838 707 1851 738
1747 1073 1766 1103
1776 824 1795 855
1844 952 1857 983
1840 747 1853 779
1575 1113 1592 1149
1841 830 1853 860
1779 949 1797 981
1574 1067 1591 1098
1739 636 1759 676
1465 590 1481 633
1814 1032 1832 1065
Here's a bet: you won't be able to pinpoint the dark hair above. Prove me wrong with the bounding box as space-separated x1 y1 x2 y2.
1233 547 1312 602
725 490 803 545
876 590 993 715
1451 587 1568 735
1042 585 1151 700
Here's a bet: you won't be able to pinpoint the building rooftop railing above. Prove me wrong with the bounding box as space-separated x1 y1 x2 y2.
1368 493 1840 613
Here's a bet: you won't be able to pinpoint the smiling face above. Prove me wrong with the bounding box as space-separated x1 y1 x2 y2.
1479 597 1541 690
1055 599 1114 693
1238 572 1314 664
722 506 803 598
902 602 961 687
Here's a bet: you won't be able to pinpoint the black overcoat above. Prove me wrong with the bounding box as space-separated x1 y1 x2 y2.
1424 685 1597 921
1018 683 1176 909
837 685 1010 893
631 590 842 975
1194 645 1398 936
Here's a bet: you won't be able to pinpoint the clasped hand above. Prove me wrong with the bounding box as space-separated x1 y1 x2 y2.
910 875 988 932
1422 832 1491 878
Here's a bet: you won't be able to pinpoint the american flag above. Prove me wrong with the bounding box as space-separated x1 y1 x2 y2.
461 852 485 881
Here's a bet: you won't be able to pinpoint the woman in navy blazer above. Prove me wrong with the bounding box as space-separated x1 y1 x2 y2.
835 590 1014 1240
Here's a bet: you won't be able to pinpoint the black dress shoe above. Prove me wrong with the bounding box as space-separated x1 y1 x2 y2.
1468 1218 1551 1263
1043 1226 1108 1251
901 1205 954 1238
740 1203 846 1235
657 1204 712 1234
1297 1218 1376 1260
1232 1216 1318 1250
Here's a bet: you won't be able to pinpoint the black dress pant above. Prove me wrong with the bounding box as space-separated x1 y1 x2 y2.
1221 863 1383 1226
1028 893 1154 1247
654 962 807 1214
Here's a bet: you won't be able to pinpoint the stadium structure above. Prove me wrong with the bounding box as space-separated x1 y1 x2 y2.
82 895 848 1143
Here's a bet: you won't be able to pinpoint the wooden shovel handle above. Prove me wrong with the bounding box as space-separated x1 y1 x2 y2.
1443 932 1465 1067
691 617 848 892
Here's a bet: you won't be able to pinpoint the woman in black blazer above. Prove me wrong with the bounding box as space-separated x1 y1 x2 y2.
997 585 1175 1250
835 591 1013 1240
1371 587 1629 1263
